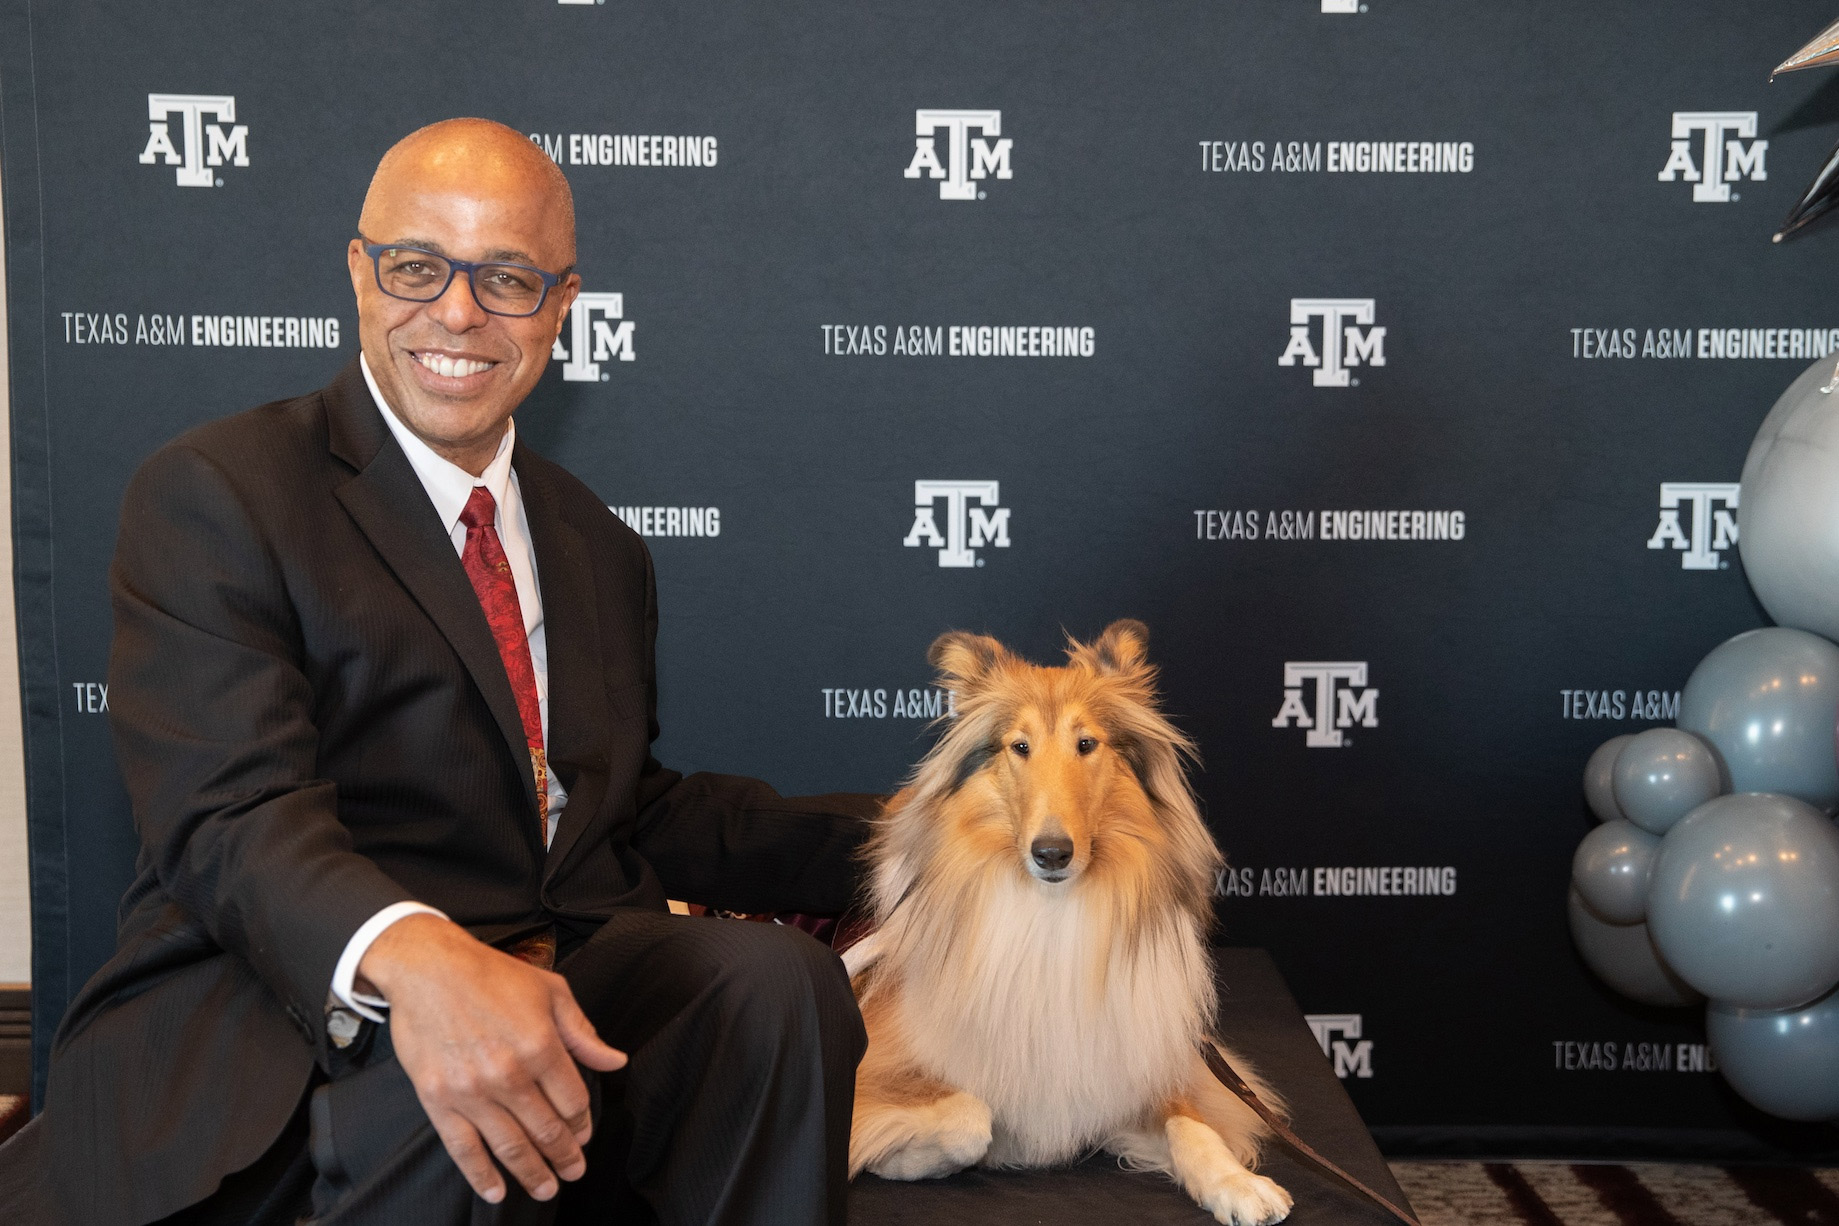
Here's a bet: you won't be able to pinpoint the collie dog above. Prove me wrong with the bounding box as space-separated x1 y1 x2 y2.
842 621 1293 1225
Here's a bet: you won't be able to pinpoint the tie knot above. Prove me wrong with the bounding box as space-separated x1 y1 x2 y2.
460 485 497 533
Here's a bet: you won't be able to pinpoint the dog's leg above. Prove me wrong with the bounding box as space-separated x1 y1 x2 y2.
1164 1109 1292 1225
1109 1095 1289 1226
850 991 993 1180
1106 1112 1292 1225
851 1081 994 1181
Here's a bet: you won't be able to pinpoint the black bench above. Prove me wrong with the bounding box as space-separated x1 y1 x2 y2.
848 947 1412 1225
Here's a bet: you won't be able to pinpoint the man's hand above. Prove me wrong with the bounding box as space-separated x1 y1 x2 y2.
357 913 628 1204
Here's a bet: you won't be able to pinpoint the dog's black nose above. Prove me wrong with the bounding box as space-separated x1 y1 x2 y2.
1031 835 1073 872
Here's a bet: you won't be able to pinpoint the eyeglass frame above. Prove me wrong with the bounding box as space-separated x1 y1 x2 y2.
356 234 574 318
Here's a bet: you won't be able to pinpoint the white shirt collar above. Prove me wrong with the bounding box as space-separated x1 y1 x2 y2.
359 352 516 535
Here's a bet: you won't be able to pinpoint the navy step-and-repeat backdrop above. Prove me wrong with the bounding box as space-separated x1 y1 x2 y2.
5 0 1839 1158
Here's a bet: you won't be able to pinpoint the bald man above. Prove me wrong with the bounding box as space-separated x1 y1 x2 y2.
15 119 874 1226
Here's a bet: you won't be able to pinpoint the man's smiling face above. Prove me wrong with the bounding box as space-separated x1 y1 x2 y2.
347 120 580 475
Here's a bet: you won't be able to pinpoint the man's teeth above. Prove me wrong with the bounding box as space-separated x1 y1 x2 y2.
415 353 495 378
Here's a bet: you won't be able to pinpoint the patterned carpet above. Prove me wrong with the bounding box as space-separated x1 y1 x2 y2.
2 1099 1833 1225
1390 1161 1839 1225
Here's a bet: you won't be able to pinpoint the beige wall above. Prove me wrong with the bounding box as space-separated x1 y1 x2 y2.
0 158 32 985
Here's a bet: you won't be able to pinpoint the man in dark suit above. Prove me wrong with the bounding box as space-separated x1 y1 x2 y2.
18 118 875 1225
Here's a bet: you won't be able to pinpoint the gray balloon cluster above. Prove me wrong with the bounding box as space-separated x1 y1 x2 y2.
1564 357 1839 1120
1570 623 1839 1121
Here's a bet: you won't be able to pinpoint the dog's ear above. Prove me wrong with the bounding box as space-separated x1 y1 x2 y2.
928 631 1008 689
1074 619 1151 677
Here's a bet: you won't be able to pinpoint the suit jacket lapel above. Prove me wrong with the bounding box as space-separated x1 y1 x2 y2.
323 360 540 820
515 448 611 877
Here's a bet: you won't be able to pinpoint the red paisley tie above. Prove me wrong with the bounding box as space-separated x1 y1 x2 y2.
458 486 547 833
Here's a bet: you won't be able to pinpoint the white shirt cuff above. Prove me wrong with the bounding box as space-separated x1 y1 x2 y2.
331 901 448 1023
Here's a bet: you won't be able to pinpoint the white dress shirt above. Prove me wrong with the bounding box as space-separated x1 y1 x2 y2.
329 355 568 1021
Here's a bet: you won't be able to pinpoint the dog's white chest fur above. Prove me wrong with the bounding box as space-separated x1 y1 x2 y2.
887 877 1213 1167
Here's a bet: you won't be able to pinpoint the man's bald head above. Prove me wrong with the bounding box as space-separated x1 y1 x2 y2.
360 118 576 264
347 118 582 475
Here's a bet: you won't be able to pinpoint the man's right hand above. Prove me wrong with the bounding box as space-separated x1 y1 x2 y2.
356 913 628 1204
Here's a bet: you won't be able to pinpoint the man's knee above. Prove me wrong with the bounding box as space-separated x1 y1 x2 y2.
713 923 852 1012
569 914 864 1064
675 922 861 1049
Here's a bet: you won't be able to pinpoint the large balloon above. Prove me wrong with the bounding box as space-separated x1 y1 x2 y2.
1583 735 1633 823
1572 820 1659 924
1566 889 1700 1007
1648 793 1839 1010
1677 627 1839 810
1740 355 1839 644
1708 989 1839 1121
1611 727 1722 834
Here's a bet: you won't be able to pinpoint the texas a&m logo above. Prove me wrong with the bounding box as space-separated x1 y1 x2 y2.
1305 1014 1375 1079
1278 299 1385 387
905 111 1012 201
1647 482 1739 570
1658 112 1767 203
138 95 248 187
1273 662 1378 748
553 293 635 382
904 481 1010 567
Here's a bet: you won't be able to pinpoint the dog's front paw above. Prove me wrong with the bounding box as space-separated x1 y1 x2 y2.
1198 1171 1292 1226
1164 1115 1292 1225
857 1091 993 1181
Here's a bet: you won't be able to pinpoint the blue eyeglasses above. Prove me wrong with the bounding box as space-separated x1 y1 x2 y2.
358 236 571 318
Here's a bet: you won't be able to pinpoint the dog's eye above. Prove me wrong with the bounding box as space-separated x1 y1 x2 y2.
1010 740 1030 757
1077 737 1098 756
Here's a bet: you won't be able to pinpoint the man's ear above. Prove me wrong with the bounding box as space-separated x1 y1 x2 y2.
347 238 371 301
551 273 582 343
1070 618 1151 678
928 631 1007 691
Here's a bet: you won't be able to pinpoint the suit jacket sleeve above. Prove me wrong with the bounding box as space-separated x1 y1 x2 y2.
625 545 881 915
107 442 415 1031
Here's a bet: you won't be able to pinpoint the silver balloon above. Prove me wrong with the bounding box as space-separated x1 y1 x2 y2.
1677 627 1839 811
1611 727 1723 835
1740 356 1839 645
1572 820 1660 924
1583 734 1634 823
1708 988 1839 1121
1567 889 1700 1007
1648 792 1839 1010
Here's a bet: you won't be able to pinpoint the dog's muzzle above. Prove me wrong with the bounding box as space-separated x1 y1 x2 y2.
1029 834 1074 882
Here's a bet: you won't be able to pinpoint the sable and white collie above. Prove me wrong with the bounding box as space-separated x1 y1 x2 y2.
842 621 1293 1226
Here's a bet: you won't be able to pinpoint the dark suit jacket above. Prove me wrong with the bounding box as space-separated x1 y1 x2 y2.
44 359 876 1226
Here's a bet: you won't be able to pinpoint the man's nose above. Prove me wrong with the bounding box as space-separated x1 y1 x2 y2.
424 270 491 333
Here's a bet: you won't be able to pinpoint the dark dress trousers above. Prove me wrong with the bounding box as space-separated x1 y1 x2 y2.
33 359 875 1225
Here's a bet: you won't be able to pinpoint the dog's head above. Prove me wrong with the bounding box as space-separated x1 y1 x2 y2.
875 621 1221 917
